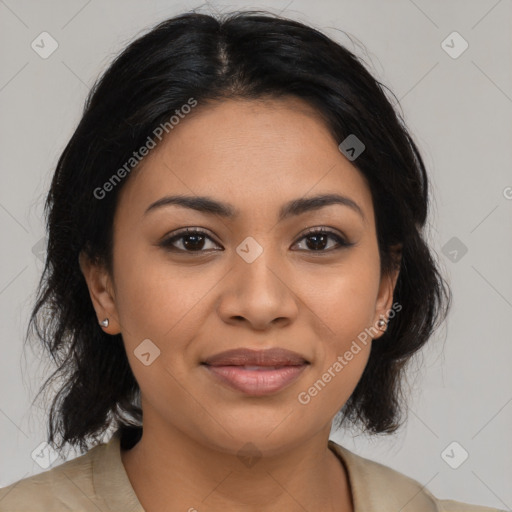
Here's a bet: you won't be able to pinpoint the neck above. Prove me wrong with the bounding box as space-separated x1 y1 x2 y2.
120 419 353 512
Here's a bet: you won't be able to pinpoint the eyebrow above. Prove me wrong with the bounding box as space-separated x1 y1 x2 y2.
144 193 365 223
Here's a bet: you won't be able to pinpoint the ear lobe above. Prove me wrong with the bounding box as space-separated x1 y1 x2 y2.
79 251 120 334
374 245 402 336
375 271 396 316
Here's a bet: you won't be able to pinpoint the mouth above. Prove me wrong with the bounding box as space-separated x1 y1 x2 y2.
201 348 310 396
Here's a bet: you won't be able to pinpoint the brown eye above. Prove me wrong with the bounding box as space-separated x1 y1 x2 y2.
293 228 353 252
160 228 221 253
159 227 353 254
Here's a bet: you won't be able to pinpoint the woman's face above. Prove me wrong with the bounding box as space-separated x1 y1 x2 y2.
83 97 398 455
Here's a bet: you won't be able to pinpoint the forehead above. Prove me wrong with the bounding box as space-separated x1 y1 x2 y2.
116 97 374 221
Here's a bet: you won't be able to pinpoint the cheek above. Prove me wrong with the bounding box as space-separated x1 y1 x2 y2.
112 241 216 344
291 250 380 411
111 249 211 412
298 251 382 345
294 274 377 421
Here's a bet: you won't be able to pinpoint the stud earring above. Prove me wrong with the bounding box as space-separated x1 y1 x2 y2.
377 317 387 330
100 318 109 328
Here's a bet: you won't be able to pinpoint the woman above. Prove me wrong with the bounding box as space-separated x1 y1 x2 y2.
0 10 504 512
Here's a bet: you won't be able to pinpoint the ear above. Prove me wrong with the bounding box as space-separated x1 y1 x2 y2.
373 244 402 339
79 251 121 335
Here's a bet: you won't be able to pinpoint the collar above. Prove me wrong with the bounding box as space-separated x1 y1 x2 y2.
328 439 439 511
93 429 144 511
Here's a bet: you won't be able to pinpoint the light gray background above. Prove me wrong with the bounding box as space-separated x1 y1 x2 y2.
0 0 511 509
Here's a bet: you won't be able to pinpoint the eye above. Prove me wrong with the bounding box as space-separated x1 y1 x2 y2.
159 228 221 253
159 226 353 254
292 227 352 252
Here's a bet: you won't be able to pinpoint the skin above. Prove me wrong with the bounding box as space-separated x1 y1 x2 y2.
80 96 400 512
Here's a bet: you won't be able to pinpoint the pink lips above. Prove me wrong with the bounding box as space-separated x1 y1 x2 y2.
202 348 309 396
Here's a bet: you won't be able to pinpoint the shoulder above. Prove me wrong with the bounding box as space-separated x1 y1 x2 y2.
0 442 107 511
328 440 506 512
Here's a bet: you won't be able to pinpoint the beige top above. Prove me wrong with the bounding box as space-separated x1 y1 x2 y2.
0 430 504 511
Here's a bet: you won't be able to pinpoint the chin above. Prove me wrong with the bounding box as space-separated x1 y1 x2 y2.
196 421 308 458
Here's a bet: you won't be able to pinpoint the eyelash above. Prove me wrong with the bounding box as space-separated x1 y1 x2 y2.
159 227 353 254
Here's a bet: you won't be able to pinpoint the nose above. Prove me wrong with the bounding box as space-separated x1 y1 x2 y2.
216 248 299 331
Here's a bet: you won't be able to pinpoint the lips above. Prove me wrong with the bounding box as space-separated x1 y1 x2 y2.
201 348 310 396
202 347 309 367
